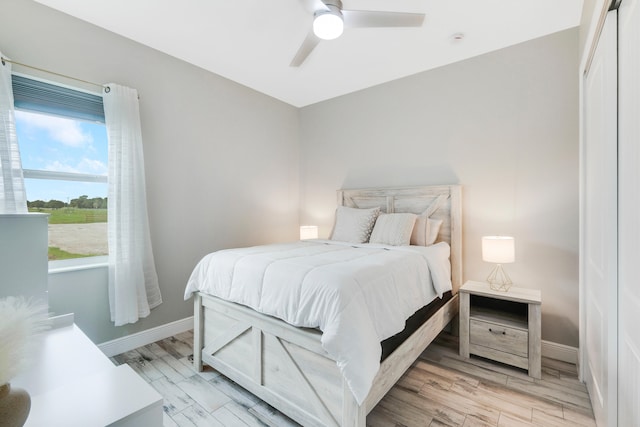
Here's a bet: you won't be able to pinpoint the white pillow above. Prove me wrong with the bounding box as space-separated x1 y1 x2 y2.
410 216 444 246
331 206 380 243
369 213 417 246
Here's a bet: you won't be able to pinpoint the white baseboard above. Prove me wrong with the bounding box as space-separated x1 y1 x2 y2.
542 340 578 364
99 316 194 357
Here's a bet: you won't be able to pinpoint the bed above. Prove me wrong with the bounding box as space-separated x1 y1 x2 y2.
186 185 462 427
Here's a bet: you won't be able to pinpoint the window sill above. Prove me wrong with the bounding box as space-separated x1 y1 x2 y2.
49 255 108 274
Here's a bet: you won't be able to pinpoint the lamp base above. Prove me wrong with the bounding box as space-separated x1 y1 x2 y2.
0 383 31 427
487 264 512 292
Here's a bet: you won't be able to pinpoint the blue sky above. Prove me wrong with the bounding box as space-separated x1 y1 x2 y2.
15 110 108 203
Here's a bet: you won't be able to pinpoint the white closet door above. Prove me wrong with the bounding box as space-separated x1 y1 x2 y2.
618 0 640 424
582 11 618 427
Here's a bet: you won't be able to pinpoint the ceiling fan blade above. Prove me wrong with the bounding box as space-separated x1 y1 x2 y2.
342 10 425 28
290 32 321 67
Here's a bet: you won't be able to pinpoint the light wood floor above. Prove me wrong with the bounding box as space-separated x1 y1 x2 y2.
111 331 596 427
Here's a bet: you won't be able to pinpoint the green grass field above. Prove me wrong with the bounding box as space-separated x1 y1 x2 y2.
48 246 96 261
28 207 107 224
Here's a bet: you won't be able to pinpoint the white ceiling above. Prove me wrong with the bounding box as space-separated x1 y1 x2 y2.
34 0 583 107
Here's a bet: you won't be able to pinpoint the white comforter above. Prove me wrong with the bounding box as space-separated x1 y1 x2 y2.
184 239 452 405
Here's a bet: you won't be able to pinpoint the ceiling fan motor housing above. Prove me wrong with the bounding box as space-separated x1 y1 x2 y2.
313 2 344 40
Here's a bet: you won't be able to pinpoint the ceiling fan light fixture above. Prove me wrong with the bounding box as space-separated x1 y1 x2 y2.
313 7 344 40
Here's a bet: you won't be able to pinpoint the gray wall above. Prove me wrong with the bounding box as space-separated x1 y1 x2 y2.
299 29 579 347
0 0 300 344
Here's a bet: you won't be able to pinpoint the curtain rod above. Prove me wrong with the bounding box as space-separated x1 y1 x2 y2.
1 57 109 92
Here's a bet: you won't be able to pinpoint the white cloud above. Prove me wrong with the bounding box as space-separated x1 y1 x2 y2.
77 158 107 175
44 161 78 174
15 110 93 147
45 158 107 175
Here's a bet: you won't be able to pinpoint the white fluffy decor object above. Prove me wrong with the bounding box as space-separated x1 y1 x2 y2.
0 297 49 385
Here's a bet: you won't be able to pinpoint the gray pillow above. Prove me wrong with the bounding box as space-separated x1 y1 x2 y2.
331 206 380 243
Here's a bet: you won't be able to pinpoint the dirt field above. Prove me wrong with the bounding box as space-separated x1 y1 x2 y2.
48 223 108 255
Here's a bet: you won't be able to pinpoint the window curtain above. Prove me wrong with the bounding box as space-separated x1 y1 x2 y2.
0 54 27 214
103 84 162 326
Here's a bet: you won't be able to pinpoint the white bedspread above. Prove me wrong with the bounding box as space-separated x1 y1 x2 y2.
184 240 452 405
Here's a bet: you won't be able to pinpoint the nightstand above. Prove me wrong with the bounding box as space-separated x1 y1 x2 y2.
459 280 542 378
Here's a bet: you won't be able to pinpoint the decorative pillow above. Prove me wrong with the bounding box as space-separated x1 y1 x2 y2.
410 216 444 246
410 194 448 246
330 206 380 243
426 218 444 245
369 213 417 246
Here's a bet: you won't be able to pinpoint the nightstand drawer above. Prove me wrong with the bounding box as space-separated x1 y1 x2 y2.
469 319 528 358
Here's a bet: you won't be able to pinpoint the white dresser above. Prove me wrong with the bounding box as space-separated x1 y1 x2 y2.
12 315 163 427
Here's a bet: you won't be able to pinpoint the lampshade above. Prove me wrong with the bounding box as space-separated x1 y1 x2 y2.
482 236 515 264
313 8 344 40
300 225 319 240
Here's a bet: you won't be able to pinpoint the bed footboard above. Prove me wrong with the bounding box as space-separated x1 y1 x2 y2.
193 292 458 427
194 292 360 427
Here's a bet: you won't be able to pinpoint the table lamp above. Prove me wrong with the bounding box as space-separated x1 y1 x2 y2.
482 236 515 291
300 225 318 240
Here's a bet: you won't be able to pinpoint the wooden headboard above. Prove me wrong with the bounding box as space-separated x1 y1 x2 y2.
337 185 462 294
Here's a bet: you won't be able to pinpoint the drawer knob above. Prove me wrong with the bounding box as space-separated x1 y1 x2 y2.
489 328 506 335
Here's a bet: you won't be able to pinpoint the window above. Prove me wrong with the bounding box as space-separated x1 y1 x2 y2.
12 75 108 262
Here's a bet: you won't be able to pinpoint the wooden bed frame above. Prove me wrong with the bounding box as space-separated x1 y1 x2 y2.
192 185 462 427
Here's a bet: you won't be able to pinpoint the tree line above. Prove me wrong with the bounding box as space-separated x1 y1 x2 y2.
28 195 107 209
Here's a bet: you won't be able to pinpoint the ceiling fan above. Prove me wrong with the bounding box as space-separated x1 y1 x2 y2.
291 0 426 67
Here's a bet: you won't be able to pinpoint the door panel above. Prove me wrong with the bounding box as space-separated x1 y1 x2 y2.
618 0 640 424
582 11 617 427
